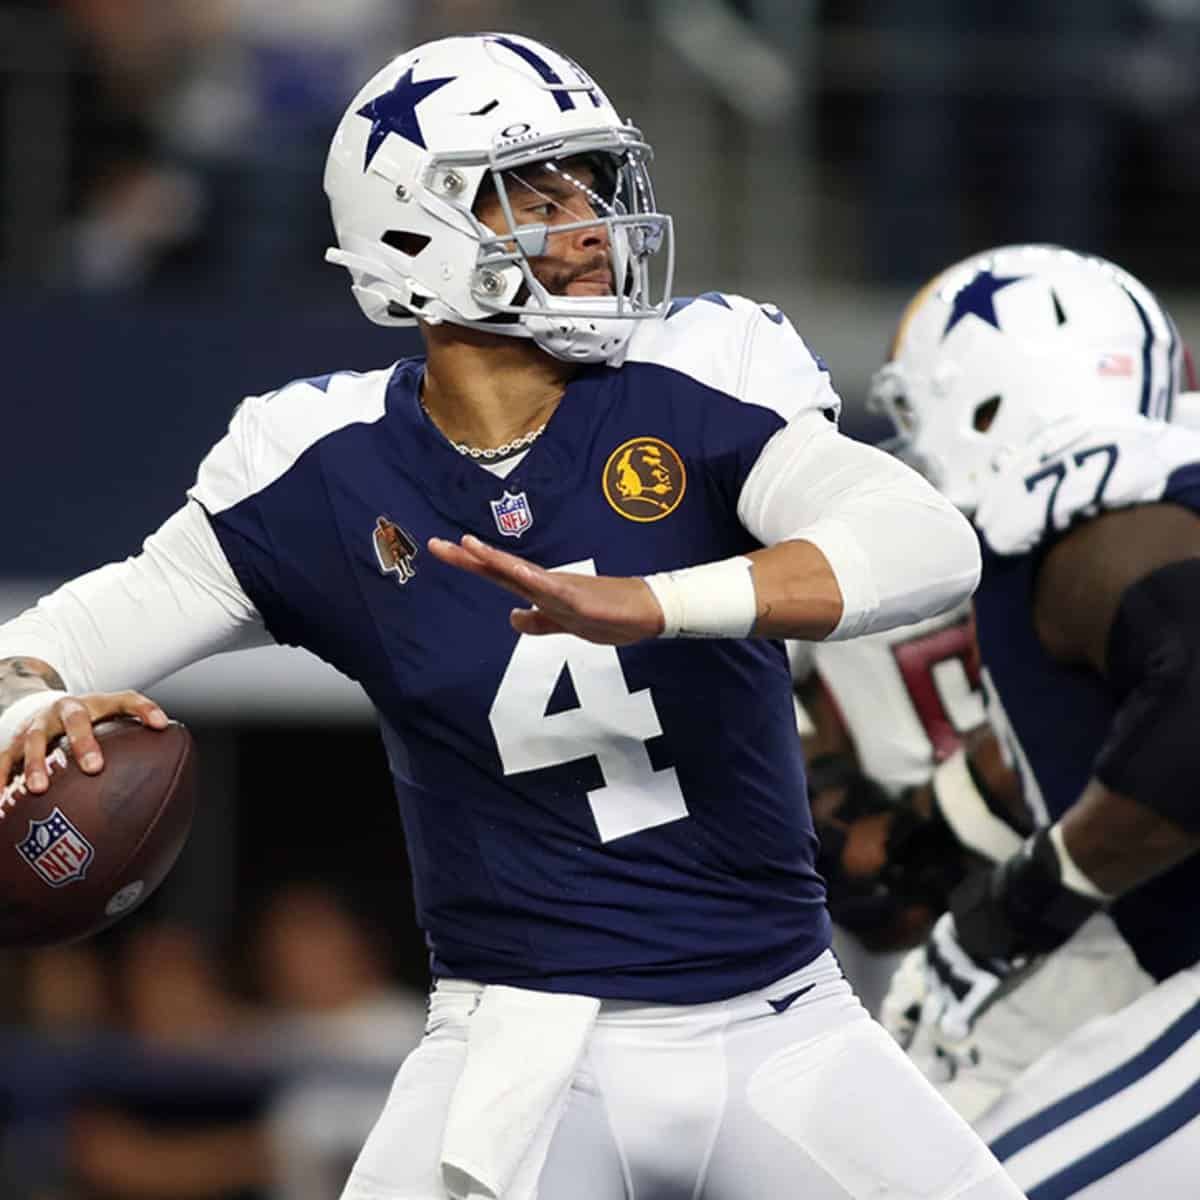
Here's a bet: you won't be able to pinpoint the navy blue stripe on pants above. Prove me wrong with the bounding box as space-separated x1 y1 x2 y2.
990 998 1200 1162
1028 1076 1200 1199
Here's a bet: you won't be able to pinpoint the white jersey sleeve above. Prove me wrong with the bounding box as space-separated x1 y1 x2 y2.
0 501 269 694
189 368 391 517
738 413 982 639
737 300 842 422
623 293 841 424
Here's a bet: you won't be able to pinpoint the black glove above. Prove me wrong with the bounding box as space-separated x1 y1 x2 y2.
923 826 1104 1039
810 754 967 945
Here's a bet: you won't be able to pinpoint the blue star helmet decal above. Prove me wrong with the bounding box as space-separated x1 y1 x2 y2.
942 269 1027 339
357 64 455 169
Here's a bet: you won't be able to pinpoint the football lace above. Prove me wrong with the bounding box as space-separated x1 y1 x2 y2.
0 745 69 819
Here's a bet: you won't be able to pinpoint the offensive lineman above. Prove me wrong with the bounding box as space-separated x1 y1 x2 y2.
872 243 1200 1195
0 34 1022 1200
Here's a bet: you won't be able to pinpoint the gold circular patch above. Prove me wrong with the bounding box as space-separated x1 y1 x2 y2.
602 436 686 523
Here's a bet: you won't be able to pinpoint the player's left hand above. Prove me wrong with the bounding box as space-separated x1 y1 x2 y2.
427 534 664 644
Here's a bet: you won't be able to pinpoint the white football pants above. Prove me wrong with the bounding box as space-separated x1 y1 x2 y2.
977 962 1200 1199
341 950 1023 1200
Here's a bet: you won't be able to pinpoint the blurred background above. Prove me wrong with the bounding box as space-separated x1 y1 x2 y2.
3 1 1200 1196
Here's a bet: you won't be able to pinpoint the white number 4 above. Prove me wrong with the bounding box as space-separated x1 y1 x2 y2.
489 559 688 842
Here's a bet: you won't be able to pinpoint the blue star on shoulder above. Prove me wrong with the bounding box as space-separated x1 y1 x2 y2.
666 292 731 319
303 373 341 394
273 370 365 397
942 269 1027 339
357 65 455 169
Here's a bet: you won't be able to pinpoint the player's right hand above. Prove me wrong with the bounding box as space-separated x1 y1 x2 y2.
0 691 169 793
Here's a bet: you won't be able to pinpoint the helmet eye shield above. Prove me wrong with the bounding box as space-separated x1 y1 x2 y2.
423 126 673 321
485 158 617 260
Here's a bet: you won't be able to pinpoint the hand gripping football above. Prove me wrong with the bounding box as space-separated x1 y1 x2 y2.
0 719 196 947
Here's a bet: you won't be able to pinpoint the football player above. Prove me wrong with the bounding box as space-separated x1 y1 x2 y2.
0 34 1022 1200
872 243 1200 1196
795 603 987 961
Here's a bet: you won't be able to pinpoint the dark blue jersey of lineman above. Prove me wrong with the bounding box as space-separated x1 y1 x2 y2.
971 416 1200 982
189 295 836 1002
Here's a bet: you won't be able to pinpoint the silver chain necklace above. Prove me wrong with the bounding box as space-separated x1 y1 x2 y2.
423 403 547 461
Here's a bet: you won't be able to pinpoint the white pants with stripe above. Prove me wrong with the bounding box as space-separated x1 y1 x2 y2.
977 963 1200 1198
341 951 1023 1200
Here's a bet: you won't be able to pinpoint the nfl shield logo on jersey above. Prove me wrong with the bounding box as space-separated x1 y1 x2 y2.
490 490 534 538
18 807 95 887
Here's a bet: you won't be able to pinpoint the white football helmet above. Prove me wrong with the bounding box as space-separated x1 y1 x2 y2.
868 245 1185 511
324 33 674 363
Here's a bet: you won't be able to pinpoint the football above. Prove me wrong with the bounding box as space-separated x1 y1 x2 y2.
0 719 196 947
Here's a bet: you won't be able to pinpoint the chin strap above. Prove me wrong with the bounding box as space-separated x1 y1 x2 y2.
327 244 641 364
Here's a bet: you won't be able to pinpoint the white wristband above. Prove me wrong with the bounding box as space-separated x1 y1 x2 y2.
0 689 68 752
642 556 757 638
1048 822 1111 901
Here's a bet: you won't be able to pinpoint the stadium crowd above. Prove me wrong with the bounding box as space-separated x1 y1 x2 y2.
0 884 426 1200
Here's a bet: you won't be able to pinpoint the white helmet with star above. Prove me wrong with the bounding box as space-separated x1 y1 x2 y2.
323 33 674 363
868 244 1185 512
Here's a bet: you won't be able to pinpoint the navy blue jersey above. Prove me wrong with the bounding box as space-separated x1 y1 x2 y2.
972 417 1200 981
189 295 837 1002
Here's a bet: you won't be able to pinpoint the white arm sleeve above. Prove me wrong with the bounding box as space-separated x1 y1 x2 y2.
737 412 981 640
0 501 270 693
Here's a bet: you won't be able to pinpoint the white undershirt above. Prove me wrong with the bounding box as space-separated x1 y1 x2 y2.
479 452 526 479
736 412 979 639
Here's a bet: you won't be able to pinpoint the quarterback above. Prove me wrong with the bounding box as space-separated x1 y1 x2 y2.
0 33 1021 1200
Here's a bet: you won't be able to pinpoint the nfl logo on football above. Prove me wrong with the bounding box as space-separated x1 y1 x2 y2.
18 808 95 887
490 490 534 538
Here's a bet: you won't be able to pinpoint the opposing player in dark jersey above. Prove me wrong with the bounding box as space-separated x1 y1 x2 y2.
873 243 1200 1196
0 34 1022 1200
795 605 987 956
792 609 995 1014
